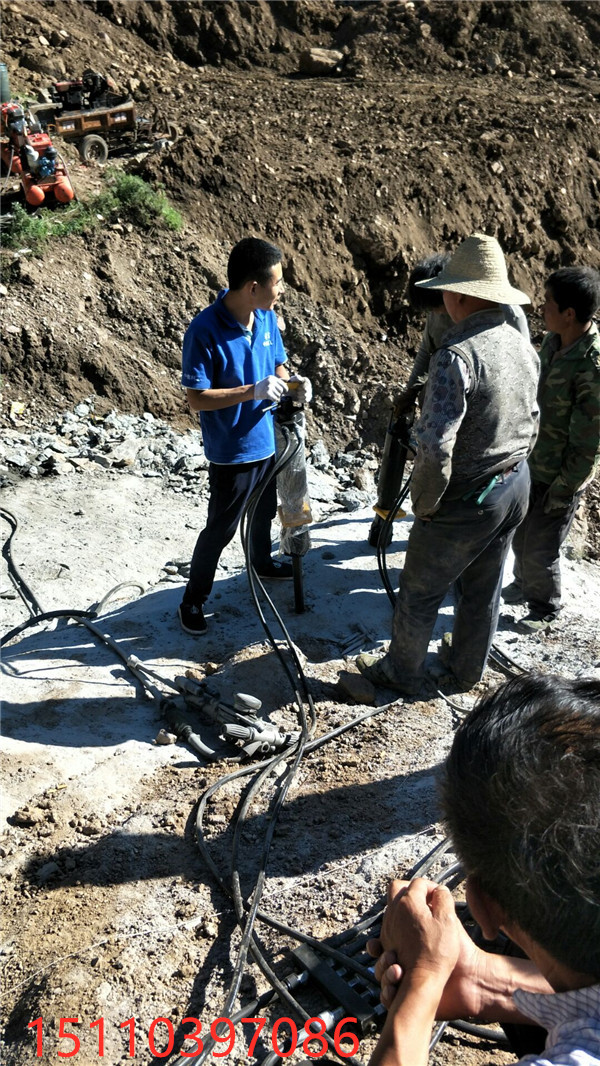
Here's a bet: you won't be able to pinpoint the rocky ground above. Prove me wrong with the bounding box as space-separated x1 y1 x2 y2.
1 3 600 1065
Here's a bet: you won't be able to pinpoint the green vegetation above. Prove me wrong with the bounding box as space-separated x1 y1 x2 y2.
4 170 183 250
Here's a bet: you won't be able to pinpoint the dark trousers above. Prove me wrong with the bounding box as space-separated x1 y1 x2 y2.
183 457 276 606
511 479 580 619
388 462 530 686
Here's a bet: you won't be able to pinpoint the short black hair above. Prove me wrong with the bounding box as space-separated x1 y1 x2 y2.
546 266 600 324
441 673 600 977
407 253 451 311
227 237 282 291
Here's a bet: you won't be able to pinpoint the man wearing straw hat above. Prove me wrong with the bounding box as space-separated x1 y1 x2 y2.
356 233 540 695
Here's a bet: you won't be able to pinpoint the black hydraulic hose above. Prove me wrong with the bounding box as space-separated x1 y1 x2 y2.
176 423 322 1066
488 644 525 675
1 508 45 617
225 745 310 1026
94 581 146 615
1 509 157 701
181 833 468 1066
1 608 97 648
447 1020 510 1045
168 976 308 1066
193 756 449 1021
240 426 313 706
376 475 412 611
193 697 404 922
186 698 408 1066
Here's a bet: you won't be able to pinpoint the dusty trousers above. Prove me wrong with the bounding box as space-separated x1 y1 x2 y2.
183 456 276 607
388 461 530 686
511 479 580 618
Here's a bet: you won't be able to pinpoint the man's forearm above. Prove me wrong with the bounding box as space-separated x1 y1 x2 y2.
186 385 255 412
370 955 551 1066
371 972 445 1066
470 953 552 1024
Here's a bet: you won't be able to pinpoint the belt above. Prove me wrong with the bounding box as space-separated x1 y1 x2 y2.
462 462 521 504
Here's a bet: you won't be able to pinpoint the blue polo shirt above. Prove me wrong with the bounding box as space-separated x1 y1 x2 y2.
182 290 287 464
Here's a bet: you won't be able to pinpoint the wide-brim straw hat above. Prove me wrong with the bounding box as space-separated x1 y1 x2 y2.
415 233 531 305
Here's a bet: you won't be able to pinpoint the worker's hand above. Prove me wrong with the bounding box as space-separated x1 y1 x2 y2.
393 388 419 417
542 492 569 516
287 374 313 404
368 879 483 1018
254 375 289 403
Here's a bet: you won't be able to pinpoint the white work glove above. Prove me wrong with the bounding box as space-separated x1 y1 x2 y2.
254 375 289 403
287 374 313 404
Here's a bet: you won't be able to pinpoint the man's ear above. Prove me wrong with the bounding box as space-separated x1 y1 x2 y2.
465 875 508 941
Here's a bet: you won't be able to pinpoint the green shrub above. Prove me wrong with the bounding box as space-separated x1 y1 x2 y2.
107 171 183 231
3 170 182 251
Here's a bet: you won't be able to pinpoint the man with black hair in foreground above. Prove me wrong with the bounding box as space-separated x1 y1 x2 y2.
179 237 311 635
368 672 600 1066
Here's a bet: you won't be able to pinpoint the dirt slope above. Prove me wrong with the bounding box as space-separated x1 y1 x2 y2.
1 6 600 1063
2 1 600 442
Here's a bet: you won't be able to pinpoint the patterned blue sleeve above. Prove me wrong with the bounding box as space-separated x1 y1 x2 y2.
410 349 471 517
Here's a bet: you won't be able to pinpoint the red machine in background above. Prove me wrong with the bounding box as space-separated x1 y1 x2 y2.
1 100 75 207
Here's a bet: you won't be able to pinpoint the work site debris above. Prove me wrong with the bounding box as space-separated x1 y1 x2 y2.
0 401 377 516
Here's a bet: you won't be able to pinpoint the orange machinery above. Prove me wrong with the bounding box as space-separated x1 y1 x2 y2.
1 101 75 206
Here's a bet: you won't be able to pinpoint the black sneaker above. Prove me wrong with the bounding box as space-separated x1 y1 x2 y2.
178 602 207 634
255 559 294 580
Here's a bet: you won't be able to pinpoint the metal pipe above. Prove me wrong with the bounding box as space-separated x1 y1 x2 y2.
292 554 305 613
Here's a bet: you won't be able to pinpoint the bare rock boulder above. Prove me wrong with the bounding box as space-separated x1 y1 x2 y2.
299 48 344 75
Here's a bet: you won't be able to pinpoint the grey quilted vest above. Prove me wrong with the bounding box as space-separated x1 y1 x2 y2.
444 307 540 493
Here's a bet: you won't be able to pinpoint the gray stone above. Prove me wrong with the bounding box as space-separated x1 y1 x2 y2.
12 806 44 827
106 439 141 467
299 48 344 76
310 440 330 470
345 216 399 268
485 51 503 73
336 488 368 511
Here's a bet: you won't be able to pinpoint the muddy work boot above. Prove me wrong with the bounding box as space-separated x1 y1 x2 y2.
434 670 477 695
516 613 557 633
502 581 525 605
355 652 422 696
431 634 478 692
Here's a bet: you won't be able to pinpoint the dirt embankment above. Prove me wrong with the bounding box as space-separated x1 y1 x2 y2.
3 0 599 550
2 1 600 439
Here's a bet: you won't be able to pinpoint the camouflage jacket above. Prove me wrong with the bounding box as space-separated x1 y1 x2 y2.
528 322 600 510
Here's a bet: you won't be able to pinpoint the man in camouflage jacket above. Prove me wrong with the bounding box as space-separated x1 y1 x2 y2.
505 266 600 629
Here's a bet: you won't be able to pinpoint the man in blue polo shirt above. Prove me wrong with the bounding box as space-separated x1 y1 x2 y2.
179 237 310 635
